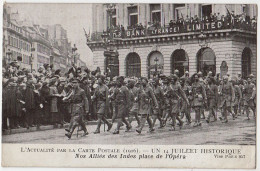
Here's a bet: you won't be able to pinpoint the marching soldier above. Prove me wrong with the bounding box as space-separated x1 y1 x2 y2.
161 76 172 126
205 77 218 123
179 77 192 125
232 79 242 118
92 75 112 134
110 76 132 134
219 75 235 123
169 74 189 130
197 71 206 119
151 77 164 129
136 77 158 134
243 77 256 119
191 73 207 127
109 80 118 123
64 78 89 139
127 79 141 128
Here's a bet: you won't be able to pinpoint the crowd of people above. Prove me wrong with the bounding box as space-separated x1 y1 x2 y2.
2 60 256 139
96 11 257 41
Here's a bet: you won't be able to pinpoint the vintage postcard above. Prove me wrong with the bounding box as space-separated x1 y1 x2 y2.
1 1 257 168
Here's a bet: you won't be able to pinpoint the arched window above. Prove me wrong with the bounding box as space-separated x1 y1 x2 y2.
241 48 252 78
197 48 216 76
126 53 141 77
171 49 189 77
148 51 164 78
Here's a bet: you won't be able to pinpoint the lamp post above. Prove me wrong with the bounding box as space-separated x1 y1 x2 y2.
30 47 35 72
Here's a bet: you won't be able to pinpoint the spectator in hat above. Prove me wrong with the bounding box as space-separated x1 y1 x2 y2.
24 75 36 128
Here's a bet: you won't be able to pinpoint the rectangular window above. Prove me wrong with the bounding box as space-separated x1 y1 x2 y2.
150 4 161 24
174 4 186 20
11 37 13 46
201 4 212 18
111 9 117 27
128 6 138 26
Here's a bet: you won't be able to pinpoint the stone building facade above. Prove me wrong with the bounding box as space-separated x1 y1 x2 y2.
87 3 257 78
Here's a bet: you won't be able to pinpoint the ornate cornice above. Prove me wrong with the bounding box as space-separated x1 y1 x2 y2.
87 29 256 51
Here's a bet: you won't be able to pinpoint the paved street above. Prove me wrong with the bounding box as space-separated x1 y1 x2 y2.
2 112 256 145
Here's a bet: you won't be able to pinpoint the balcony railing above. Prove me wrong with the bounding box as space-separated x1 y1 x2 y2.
89 15 257 42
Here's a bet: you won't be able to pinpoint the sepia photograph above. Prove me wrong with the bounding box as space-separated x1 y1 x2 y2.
1 1 257 168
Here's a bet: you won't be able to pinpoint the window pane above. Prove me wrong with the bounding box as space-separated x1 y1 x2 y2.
130 15 138 26
152 12 161 23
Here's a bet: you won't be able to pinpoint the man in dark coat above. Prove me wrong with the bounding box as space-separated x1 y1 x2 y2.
24 74 36 128
40 81 50 125
5 77 18 129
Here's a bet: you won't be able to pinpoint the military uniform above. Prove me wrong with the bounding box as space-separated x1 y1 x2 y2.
181 82 192 124
112 84 131 134
233 84 242 117
169 82 188 130
152 84 164 128
219 80 235 122
205 83 218 122
136 81 158 134
65 81 89 139
110 86 118 123
191 81 207 126
243 82 256 119
93 83 112 134
128 85 141 127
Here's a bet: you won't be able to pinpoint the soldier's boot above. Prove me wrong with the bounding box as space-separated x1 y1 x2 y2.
193 122 198 127
147 116 154 132
94 119 102 134
103 118 113 131
123 118 132 132
206 110 211 123
185 111 192 125
222 110 228 123
65 118 73 132
176 115 184 129
151 115 157 129
201 110 206 119
246 108 250 120
65 125 77 139
252 108 256 119
80 122 88 137
158 116 164 128
135 114 141 128
113 119 122 134
169 117 176 131
136 118 146 134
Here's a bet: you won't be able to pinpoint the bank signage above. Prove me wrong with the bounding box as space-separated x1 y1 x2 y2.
110 20 232 39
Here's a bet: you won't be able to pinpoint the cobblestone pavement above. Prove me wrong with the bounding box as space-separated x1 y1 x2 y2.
2 112 256 145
